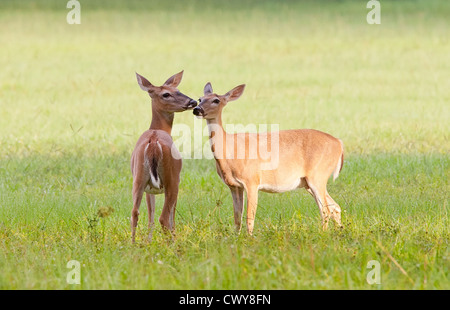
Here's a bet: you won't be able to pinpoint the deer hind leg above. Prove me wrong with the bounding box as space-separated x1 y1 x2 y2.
131 181 145 243
326 191 342 227
146 193 156 241
159 185 178 234
305 178 330 230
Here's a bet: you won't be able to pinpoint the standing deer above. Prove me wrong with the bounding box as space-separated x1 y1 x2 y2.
193 82 344 235
131 71 197 243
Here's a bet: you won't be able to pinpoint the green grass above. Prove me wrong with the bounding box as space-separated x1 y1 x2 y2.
0 0 449 289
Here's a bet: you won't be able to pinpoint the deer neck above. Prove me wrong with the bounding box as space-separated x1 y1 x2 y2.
149 103 174 135
206 113 227 160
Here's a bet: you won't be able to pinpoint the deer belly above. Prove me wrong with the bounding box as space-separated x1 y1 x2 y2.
144 184 164 195
258 178 307 193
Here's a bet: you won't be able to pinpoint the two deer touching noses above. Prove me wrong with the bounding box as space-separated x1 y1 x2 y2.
131 71 344 242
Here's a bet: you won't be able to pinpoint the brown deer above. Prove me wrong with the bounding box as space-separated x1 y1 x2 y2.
193 82 344 235
131 71 197 243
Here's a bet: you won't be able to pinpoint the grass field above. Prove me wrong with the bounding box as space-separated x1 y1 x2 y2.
0 0 449 289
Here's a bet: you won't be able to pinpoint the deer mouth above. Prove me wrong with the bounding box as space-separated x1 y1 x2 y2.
193 106 205 118
184 99 198 110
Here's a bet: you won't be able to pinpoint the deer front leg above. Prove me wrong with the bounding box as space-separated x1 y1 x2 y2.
230 187 244 233
245 186 259 235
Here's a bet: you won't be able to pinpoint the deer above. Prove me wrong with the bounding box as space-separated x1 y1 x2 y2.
130 71 197 243
193 82 344 235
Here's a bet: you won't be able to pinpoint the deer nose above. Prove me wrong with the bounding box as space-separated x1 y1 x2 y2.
188 99 197 108
193 106 203 116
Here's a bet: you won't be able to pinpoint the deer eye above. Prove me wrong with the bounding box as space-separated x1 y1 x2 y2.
213 99 220 104
162 93 171 98
198 98 202 102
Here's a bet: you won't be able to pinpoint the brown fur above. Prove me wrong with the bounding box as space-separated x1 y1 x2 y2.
130 71 196 242
194 82 344 234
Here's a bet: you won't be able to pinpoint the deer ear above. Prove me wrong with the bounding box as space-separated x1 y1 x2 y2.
136 72 154 92
163 70 184 88
224 84 245 102
204 82 213 95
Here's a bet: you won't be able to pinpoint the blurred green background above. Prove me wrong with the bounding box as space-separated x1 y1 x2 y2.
1 0 448 156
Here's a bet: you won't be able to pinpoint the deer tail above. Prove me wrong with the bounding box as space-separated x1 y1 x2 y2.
145 137 163 189
333 139 344 181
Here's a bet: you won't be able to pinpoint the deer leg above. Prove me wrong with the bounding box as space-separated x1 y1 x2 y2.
146 193 156 241
131 181 145 243
245 185 259 235
305 179 330 230
326 191 342 227
230 187 245 233
159 186 178 233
